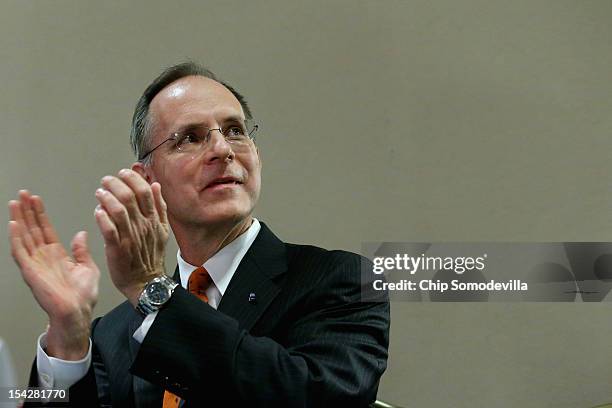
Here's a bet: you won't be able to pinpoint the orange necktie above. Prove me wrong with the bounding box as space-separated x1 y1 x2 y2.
162 266 213 408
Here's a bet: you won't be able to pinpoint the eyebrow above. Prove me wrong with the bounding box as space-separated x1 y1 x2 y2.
173 123 202 135
172 115 246 134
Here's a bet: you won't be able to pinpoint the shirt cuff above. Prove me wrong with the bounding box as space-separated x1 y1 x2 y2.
132 311 158 343
36 332 91 390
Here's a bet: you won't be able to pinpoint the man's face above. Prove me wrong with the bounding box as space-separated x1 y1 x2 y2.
134 75 261 231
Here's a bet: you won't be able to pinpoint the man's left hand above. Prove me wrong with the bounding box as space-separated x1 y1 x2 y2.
94 169 169 306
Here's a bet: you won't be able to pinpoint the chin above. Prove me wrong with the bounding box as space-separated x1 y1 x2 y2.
198 206 252 227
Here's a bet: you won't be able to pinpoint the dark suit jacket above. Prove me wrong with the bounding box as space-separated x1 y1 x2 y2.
28 222 390 407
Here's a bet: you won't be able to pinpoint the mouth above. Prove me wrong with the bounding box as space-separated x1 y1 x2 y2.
204 177 243 190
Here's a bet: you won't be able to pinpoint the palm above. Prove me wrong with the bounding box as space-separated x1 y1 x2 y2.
22 242 99 317
9 192 100 321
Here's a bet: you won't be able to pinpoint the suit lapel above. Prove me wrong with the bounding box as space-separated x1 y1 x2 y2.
217 222 287 331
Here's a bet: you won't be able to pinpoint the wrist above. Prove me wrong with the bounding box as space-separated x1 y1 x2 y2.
122 270 167 307
124 283 147 308
46 315 90 360
135 274 178 316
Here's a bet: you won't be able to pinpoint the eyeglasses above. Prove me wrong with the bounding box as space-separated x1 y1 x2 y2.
139 120 259 162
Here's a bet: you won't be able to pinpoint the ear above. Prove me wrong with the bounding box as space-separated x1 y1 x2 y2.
131 161 154 184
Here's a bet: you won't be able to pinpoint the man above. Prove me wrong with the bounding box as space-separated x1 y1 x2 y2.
9 62 390 407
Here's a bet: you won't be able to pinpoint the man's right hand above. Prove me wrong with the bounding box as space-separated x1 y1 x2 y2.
8 190 100 360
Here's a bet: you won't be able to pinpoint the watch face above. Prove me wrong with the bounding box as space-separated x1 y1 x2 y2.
146 281 170 305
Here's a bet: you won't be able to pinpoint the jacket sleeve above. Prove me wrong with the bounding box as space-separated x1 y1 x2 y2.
130 252 390 407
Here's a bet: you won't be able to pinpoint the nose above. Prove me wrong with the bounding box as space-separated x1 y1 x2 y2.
201 128 234 164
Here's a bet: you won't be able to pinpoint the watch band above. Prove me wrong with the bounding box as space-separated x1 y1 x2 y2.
136 275 179 316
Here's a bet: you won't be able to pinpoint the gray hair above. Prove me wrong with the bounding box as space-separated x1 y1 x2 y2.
130 61 253 164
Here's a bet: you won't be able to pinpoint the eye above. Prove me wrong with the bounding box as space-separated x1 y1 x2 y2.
174 132 201 150
224 125 246 140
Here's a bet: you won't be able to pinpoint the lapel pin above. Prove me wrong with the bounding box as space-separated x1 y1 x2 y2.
248 292 257 304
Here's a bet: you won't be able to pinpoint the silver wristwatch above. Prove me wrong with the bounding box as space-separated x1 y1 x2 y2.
136 275 179 316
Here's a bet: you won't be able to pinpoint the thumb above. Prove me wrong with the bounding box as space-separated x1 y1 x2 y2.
71 231 93 265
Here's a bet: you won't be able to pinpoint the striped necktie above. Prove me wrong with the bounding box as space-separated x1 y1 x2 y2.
162 266 212 408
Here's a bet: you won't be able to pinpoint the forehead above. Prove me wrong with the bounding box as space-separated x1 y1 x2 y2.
149 75 244 135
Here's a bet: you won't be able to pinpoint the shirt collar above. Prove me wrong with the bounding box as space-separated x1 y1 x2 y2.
176 218 261 295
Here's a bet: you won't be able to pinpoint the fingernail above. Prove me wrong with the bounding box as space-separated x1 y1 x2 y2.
101 176 112 183
96 188 106 196
119 168 129 176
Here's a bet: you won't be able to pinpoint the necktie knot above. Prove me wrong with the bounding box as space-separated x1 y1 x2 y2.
188 266 212 303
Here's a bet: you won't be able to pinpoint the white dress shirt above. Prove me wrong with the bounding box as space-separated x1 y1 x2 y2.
36 219 261 390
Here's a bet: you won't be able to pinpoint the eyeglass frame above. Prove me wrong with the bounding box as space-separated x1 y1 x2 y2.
138 121 259 162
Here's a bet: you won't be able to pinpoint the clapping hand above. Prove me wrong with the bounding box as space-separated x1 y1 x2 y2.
94 169 169 306
8 169 169 359
8 191 99 360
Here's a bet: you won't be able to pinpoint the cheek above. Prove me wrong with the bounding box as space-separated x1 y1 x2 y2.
157 159 196 188
247 162 262 195
152 164 192 209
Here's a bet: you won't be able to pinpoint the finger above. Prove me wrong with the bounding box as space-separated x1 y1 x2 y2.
8 220 31 267
117 169 156 218
8 199 35 255
94 205 120 245
100 175 141 218
151 182 168 225
8 199 23 223
19 190 45 246
95 189 132 242
30 195 60 244
71 231 94 266
16 191 42 251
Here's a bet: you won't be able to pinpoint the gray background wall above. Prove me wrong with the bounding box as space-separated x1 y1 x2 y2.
1 1 611 407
